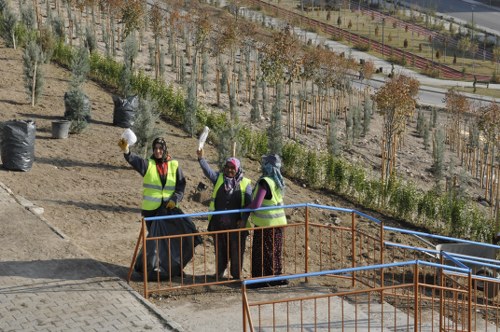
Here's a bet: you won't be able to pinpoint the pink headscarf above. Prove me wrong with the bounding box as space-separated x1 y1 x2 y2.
225 157 240 172
223 157 242 193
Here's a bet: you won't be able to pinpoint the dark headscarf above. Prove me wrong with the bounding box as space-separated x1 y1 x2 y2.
260 154 285 190
151 137 168 162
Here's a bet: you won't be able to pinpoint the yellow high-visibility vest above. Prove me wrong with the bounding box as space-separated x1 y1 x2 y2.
142 159 178 210
250 177 286 227
208 174 251 222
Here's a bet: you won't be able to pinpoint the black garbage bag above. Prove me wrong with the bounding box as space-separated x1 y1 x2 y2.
112 95 138 128
134 207 202 280
1 120 36 171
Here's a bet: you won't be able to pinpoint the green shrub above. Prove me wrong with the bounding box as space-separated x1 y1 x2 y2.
305 150 320 187
417 189 439 224
389 181 418 219
88 52 122 87
332 158 347 193
348 164 367 200
423 67 440 78
52 41 73 68
354 43 371 52
388 56 406 67
363 179 383 208
282 141 304 179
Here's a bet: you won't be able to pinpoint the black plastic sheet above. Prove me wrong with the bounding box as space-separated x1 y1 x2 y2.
135 207 202 280
112 95 138 128
1 120 36 171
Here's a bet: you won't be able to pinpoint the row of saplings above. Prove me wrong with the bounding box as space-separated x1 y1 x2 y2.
1 47 138 172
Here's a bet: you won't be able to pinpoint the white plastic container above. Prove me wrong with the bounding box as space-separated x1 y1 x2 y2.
198 126 210 150
121 128 137 146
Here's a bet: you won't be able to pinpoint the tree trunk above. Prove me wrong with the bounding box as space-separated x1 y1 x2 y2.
216 68 220 106
287 81 293 138
31 62 37 107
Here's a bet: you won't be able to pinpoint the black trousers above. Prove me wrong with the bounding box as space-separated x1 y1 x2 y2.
210 219 248 279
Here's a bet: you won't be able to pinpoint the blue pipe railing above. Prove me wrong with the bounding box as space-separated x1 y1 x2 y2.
242 260 470 286
143 202 500 275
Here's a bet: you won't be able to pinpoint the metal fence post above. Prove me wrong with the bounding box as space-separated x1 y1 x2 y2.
439 254 444 331
414 263 419 332
380 220 385 302
142 218 148 298
468 271 472 331
352 211 356 287
305 205 309 283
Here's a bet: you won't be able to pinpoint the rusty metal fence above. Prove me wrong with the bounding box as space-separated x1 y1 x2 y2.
241 259 500 331
127 203 383 297
126 203 500 330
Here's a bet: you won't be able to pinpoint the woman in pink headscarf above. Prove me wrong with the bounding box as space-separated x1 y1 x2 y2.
197 148 252 280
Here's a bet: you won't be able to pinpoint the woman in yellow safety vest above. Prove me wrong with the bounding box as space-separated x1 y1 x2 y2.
119 137 186 231
246 154 288 287
197 148 252 280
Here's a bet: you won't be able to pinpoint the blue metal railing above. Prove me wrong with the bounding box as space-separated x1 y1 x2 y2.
140 202 500 287
242 259 470 287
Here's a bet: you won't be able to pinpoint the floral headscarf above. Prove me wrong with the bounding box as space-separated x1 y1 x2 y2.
223 157 243 194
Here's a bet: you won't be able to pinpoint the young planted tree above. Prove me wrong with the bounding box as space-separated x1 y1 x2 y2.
215 120 241 166
363 95 373 136
423 123 430 150
50 16 66 43
118 33 138 98
494 46 500 76
192 13 211 95
361 60 375 80
131 97 162 158
184 81 198 137
84 25 96 53
22 40 44 107
374 75 419 184
432 128 445 181
20 1 36 31
260 25 302 139
120 0 143 40
477 102 500 217
444 88 469 155
457 37 471 67
250 80 261 123
416 110 425 136
149 1 164 80
38 26 56 63
123 32 139 72
201 49 209 92
327 112 340 156
268 83 284 155
65 46 91 133
352 106 362 141
1 4 18 49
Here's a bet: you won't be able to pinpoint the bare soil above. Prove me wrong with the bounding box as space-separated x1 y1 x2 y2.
0 2 487 328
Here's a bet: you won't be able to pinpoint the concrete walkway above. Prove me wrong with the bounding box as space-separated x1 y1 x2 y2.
0 181 182 332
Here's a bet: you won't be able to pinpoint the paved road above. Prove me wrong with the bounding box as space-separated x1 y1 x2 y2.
403 0 500 35
0 181 182 332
